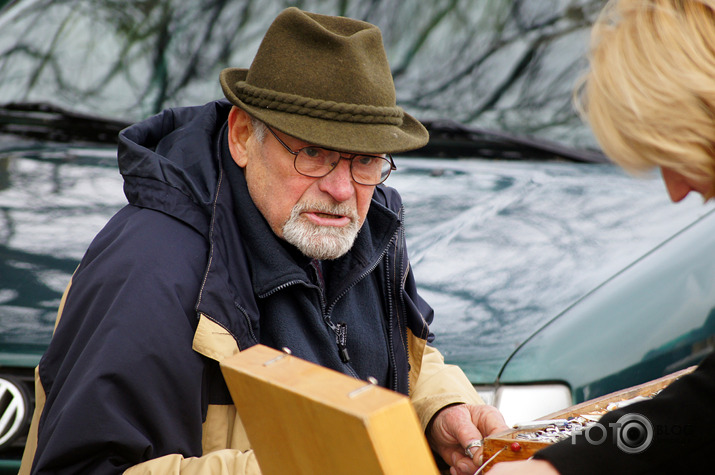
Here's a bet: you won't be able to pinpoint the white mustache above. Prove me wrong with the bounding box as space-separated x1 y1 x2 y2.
282 200 362 260
292 201 359 221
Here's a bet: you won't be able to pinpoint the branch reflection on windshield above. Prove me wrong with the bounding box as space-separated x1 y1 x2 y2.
0 0 606 149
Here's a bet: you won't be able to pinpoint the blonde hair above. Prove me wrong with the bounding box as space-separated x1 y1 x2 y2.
576 0 715 193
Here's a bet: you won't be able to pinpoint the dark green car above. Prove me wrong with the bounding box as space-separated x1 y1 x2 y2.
2 0 714 471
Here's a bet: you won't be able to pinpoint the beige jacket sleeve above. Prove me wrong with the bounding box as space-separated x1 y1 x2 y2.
410 344 485 431
123 449 260 475
122 401 260 475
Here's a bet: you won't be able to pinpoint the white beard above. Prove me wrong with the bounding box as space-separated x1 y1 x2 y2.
282 201 361 260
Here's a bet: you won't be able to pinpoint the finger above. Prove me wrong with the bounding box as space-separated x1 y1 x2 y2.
443 407 487 462
468 404 509 437
432 404 483 449
450 451 478 475
470 446 484 464
464 439 484 459
451 412 484 449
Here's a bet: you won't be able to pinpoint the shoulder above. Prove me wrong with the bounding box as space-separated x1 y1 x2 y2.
76 205 209 291
43 205 211 390
49 205 210 370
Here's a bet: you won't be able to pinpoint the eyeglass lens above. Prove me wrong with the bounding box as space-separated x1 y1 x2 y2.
296 147 391 185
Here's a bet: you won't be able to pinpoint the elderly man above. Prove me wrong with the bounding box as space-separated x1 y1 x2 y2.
19 7 506 475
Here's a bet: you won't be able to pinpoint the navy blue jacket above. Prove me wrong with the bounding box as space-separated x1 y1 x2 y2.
30 100 436 473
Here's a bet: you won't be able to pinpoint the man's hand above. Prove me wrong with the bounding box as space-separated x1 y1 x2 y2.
428 403 509 475
487 460 560 474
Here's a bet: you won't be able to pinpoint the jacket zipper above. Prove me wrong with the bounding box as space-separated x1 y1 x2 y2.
384 234 399 393
324 234 399 390
256 227 403 390
259 279 311 299
395 205 410 394
311 261 359 376
258 276 361 377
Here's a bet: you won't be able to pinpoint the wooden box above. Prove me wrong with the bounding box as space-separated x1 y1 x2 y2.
479 366 696 472
220 344 440 475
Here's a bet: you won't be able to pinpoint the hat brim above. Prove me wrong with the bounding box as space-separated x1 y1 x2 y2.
220 68 428 154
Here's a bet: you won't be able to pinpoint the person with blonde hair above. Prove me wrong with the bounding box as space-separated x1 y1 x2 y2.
582 0 715 202
489 0 715 473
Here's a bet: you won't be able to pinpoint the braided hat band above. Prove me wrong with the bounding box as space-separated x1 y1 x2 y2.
234 82 405 126
220 8 428 154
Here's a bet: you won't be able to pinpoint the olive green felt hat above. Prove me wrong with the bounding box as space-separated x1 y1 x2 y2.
220 7 428 154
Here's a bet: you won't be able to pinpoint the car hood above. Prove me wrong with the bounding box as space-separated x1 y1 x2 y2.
0 140 126 367
388 157 713 384
499 209 715 400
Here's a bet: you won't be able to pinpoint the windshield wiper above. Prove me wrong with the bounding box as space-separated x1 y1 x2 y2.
1 105 607 163
0 102 131 144
403 119 608 163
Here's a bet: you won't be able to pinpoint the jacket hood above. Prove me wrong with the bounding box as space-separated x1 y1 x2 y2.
117 100 233 236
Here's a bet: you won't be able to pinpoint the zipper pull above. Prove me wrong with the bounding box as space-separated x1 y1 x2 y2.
335 322 350 363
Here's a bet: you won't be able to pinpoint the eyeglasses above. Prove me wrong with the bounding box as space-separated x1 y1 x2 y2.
265 126 396 186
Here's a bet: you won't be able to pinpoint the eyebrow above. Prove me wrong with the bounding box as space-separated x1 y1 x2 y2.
270 126 383 157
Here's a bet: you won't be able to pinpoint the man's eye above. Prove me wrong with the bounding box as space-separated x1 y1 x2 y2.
302 147 325 159
356 155 376 166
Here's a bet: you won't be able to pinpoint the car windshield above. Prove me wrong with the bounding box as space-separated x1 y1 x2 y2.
1 0 601 149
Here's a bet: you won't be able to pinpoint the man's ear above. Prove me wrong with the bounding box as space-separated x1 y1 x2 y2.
227 106 252 168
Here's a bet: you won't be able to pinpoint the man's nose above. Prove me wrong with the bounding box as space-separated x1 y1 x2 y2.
317 158 355 202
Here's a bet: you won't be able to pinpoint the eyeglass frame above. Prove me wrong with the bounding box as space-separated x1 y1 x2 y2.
264 125 397 185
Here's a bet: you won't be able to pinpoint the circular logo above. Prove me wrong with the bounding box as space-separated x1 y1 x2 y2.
615 413 653 454
0 377 28 448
